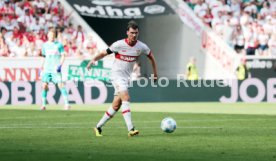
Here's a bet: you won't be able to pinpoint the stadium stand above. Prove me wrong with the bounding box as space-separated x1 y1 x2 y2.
184 0 276 56
0 0 98 58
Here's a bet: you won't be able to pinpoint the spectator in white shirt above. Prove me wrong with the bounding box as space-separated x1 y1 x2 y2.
268 33 276 56
222 15 235 46
263 16 274 35
232 25 245 54
209 0 223 9
211 11 224 36
244 2 257 13
14 2 24 17
30 17 42 33
240 10 253 25
194 0 208 17
83 33 98 58
230 0 241 17
18 8 34 30
73 25 85 47
202 8 214 27
268 0 276 12
258 27 270 56
256 12 266 26
260 2 271 17
244 24 258 55
32 0 46 9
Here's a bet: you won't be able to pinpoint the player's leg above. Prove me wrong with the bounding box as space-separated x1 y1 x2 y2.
113 79 138 136
118 90 138 136
41 82 48 110
57 82 70 110
119 90 132 130
41 73 51 110
55 73 70 110
94 96 121 137
96 96 121 128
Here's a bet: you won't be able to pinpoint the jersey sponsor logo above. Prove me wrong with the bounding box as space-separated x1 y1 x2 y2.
45 49 59 55
115 53 137 62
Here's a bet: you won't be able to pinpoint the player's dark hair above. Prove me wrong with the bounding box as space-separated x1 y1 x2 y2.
48 28 58 38
127 20 139 31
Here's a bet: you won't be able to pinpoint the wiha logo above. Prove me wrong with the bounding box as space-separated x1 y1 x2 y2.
116 54 137 62
91 0 156 6
74 4 143 18
73 0 167 19
246 59 273 69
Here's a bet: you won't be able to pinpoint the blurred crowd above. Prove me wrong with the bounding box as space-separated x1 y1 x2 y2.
0 0 98 58
185 0 276 56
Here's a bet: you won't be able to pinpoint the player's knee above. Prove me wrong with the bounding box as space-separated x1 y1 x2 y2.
58 83 64 89
121 95 130 102
42 84 48 90
113 98 122 110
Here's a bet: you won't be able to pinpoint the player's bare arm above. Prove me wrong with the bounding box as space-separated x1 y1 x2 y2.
41 56 45 71
59 54 65 66
86 50 109 70
147 53 158 81
56 54 65 73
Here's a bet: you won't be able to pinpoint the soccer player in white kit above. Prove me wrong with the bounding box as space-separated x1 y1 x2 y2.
86 21 158 137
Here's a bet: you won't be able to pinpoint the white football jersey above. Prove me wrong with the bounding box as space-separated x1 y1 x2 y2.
109 38 151 80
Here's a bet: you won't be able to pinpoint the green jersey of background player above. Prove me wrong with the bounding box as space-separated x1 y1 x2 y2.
40 29 70 110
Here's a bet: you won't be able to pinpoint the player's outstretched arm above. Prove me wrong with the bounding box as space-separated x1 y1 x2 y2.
86 50 108 70
41 45 46 71
147 53 158 81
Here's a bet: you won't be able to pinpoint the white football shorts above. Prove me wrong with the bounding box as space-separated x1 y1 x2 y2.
111 78 130 96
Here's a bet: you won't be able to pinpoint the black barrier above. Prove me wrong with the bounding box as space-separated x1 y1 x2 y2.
1 78 276 105
67 0 174 19
246 58 276 79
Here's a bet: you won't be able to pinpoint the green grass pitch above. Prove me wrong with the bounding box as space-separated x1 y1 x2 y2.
1 103 276 161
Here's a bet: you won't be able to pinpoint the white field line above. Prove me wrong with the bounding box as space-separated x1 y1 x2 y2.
0 118 276 129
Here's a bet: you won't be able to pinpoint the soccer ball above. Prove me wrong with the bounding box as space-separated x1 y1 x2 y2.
161 117 177 133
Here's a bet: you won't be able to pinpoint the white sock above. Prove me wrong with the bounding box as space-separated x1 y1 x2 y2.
121 101 133 131
96 106 117 128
